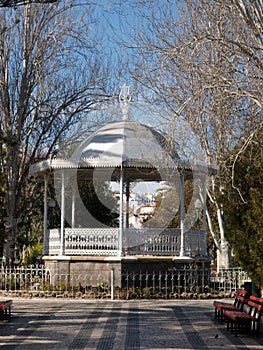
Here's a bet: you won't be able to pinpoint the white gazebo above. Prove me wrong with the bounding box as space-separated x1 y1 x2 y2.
29 92 214 287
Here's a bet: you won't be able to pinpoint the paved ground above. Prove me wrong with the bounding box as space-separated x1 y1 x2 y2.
0 298 262 350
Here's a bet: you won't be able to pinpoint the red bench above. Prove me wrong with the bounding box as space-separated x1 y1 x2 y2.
224 295 263 336
213 289 248 323
0 300 13 321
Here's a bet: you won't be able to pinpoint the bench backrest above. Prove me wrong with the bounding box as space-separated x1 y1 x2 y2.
236 289 248 297
246 296 263 319
233 289 248 307
235 295 247 310
0 300 12 310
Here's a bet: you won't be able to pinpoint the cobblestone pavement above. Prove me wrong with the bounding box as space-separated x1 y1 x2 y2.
0 298 262 350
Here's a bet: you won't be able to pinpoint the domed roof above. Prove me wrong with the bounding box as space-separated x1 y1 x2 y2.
72 120 180 169
29 119 184 182
30 117 215 183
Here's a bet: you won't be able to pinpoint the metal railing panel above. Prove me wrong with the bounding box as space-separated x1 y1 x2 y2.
45 227 206 257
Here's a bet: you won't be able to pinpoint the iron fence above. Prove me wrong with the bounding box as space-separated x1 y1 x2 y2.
0 264 249 299
210 268 249 293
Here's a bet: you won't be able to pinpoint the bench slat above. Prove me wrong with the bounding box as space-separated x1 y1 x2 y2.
224 295 263 336
213 289 248 324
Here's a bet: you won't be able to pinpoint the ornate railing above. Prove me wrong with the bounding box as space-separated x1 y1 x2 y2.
46 228 119 256
45 227 206 257
124 228 206 256
0 264 250 297
65 228 119 256
210 268 250 292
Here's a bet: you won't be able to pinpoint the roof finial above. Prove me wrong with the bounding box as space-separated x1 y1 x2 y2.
119 84 131 120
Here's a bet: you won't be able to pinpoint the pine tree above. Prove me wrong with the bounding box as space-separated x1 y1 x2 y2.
223 129 263 290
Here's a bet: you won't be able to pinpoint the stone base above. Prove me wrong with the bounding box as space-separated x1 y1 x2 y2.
43 255 211 290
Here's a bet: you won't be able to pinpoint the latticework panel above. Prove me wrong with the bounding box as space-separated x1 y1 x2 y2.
45 227 206 257
64 228 119 256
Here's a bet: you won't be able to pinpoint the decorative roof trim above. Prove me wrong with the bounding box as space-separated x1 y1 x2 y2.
29 157 216 176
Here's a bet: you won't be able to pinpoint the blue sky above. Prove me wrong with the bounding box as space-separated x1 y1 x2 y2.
94 2 134 48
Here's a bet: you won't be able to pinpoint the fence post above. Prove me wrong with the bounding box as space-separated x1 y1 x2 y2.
111 268 114 300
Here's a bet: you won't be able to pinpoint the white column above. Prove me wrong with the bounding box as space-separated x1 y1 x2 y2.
119 169 124 256
43 175 48 255
111 268 115 300
60 170 65 255
125 181 130 228
179 173 185 256
202 176 207 256
71 184 76 228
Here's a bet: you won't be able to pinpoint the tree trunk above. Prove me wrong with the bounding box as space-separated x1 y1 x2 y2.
3 227 16 267
217 208 231 270
3 151 20 267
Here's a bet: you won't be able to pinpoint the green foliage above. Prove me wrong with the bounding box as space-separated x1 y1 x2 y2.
23 242 43 266
223 130 263 289
16 206 44 264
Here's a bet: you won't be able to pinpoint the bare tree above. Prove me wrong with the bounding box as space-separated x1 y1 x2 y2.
118 0 263 268
0 1 118 265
